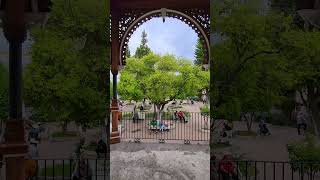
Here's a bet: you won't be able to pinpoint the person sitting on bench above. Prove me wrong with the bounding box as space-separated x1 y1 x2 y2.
177 111 186 123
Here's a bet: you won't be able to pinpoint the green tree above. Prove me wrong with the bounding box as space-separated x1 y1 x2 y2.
125 48 131 59
135 30 151 58
24 0 110 135
287 134 320 178
118 71 144 103
194 38 205 65
119 53 209 120
280 30 320 136
211 1 292 125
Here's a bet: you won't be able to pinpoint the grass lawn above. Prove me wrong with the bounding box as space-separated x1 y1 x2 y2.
40 163 72 177
51 131 78 138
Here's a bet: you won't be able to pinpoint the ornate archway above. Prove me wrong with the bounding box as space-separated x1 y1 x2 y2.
110 0 210 144
118 8 210 66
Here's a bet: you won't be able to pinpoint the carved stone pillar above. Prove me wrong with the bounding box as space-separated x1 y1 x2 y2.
110 8 120 144
0 1 28 179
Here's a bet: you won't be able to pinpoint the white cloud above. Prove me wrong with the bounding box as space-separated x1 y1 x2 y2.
128 17 198 61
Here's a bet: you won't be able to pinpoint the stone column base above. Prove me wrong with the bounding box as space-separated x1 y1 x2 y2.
110 131 120 144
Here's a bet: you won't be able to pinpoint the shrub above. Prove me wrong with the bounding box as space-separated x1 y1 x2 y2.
40 163 72 176
287 134 320 176
200 105 210 116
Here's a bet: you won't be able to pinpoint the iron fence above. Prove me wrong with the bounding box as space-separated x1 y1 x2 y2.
119 111 210 142
212 161 320 180
24 159 110 180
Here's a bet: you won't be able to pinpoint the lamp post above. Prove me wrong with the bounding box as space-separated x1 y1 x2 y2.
0 0 51 179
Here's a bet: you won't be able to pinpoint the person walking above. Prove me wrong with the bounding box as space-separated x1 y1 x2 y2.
296 103 308 135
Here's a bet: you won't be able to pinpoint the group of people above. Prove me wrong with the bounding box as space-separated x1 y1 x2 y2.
150 119 169 131
173 111 187 123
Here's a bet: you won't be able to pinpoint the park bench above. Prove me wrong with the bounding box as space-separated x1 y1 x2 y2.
147 121 173 133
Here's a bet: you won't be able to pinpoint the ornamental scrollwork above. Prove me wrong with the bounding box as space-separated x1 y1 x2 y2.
117 8 210 65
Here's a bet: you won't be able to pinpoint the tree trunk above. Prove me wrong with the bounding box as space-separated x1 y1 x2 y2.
153 104 157 120
244 113 252 132
310 103 320 137
306 88 320 136
61 121 68 134
156 105 162 121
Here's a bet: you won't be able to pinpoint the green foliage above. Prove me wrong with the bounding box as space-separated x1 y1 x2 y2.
118 71 144 102
200 105 210 116
135 30 151 59
125 48 131 58
0 63 8 121
194 37 205 65
280 30 320 133
40 163 72 176
24 0 109 130
211 1 293 121
119 53 208 119
287 134 320 173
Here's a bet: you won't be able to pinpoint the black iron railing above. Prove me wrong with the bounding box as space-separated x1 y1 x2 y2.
24 159 110 180
212 161 320 180
119 111 210 142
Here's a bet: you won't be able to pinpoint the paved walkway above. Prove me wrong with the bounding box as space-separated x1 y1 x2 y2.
35 141 209 180
110 143 209 180
215 121 307 161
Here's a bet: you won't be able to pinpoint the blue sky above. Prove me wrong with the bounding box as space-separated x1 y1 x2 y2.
128 17 198 61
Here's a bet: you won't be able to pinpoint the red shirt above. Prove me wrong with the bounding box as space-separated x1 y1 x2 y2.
178 112 184 118
220 161 235 173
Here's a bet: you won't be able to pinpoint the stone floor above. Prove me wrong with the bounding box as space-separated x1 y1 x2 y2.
34 140 210 180
110 142 210 180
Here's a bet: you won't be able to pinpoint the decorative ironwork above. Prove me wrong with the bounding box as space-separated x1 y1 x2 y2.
117 8 210 65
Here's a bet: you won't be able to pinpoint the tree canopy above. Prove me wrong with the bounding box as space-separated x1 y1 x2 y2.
194 37 206 65
211 1 294 122
211 0 320 136
119 53 209 119
135 30 151 58
279 30 320 135
24 0 110 131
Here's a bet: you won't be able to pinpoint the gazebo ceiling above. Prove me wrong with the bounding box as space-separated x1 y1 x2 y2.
110 0 210 66
0 0 52 12
111 0 209 10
